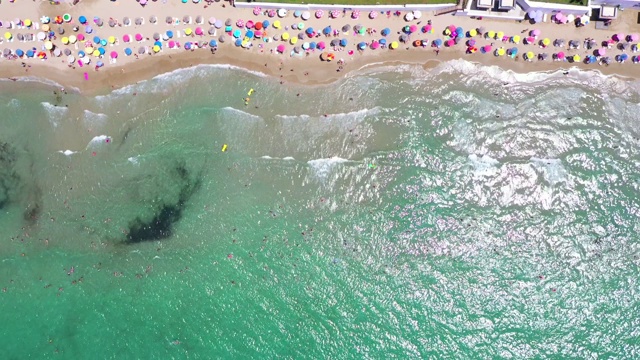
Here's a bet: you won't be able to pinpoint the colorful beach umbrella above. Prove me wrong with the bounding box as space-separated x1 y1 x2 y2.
381 28 390 37
526 51 534 60
124 48 132 56
542 38 550 47
390 41 398 50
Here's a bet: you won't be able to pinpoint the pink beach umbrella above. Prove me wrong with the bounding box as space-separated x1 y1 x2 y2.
409 25 418 33
369 11 378 19
123 34 131 42
110 51 118 58
276 44 285 53
253 7 261 16
351 10 360 19
422 24 432 33
317 41 326 50
446 39 455 47
525 36 535 44
482 45 492 53
331 10 340 18
556 51 565 60
246 20 254 29
237 19 245 28
77 33 85 41
315 10 324 19
135 33 143 41
530 29 541 37
448 24 457 33
613 33 624 42
371 40 380 49
268 10 276 18
168 40 176 48
597 48 606 56
628 34 639 42
195 27 203 35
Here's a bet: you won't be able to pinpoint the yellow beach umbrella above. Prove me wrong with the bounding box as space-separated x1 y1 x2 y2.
61 36 69 45
469 29 477 37
153 45 161 53
25 19 32 27
487 30 495 39
4 32 11 40
185 28 192 36
42 24 50 32
68 35 77 44
526 51 534 59
92 49 100 57
281 32 289 40
44 41 53 50
108 36 116 44
390 41 398 49
85 46 94 54
497 48 506 56
542 38 550 46
512 35 520 44
290 37 297 45
444 28 451 36
573 54 581 62
496 31 504 40
273 20 281 29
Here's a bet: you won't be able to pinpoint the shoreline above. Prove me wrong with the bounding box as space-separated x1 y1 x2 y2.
2 45 638 96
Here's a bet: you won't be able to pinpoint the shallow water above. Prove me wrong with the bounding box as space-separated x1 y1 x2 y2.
1 61 639 358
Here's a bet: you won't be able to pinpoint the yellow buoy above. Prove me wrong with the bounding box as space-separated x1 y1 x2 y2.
221 144 228 152
248 88 254 95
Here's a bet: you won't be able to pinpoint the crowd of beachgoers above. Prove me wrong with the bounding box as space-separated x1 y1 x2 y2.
0 1 638 80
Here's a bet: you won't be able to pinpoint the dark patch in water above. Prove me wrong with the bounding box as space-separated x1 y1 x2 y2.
124 162 202 244
0 141 20 210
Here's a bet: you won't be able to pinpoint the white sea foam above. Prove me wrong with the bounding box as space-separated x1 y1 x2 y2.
58 150 78 156
308 157 349 179
276 107 381 122
220 106 263 121
260 155 295 161
82 110 108 128
468 154 500 177
530 158 567 185
128 156 140 165
86 135 112 148
40 102 68 128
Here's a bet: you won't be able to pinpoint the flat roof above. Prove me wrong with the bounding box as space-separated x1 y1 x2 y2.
600 5 617 18
477 0 492 8
499 0 514 8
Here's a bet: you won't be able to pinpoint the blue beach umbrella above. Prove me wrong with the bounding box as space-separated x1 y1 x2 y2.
15 49 24 57
307 27 315 35
235 38 242 46
78 50 85 57
310 41 316 49
619 53 629 61
98 47 105 55
225 26 232 32
185 42 192 50
166 30 174 38
124 47 132 56
26 49 34 57
79 16 87 24
262 20 270 28
379 38 387 45
294 10 301 17
358 42 366 50
96 60 104 67
93 36 101 43
154 41 162 48
323 26 331 35
456 27 464 37
340 38 347 46
403 26 411 34
100 39 107 46
209 39 217 47
233 29 241 38
433 38 443 47
509 47 518 57
381 28 390 36
246 30 254 38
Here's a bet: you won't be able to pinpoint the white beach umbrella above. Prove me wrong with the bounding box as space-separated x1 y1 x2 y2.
67 55 75 64
278 9 287 18
405 13 414 22
413 11 422 19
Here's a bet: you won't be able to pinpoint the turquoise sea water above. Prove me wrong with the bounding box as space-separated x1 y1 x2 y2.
1 61 639 358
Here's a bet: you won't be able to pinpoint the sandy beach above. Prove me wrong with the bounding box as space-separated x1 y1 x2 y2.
0 0 639 94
